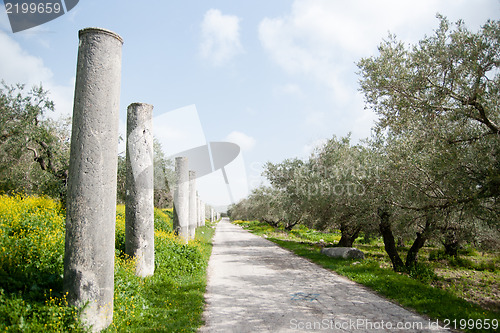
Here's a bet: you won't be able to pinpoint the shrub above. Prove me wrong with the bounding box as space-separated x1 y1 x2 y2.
448 256 475 270
115 205 174 256
0 195 85 332
458 246 478 257
476 260 496 272
154 231 205 276
0 195 210 332
428 249 447 261
407 263 437 283
154 209 173 232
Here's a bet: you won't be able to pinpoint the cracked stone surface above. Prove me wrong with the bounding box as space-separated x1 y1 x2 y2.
199 219 448 332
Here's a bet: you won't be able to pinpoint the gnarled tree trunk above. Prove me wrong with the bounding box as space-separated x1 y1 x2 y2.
338 222 362 247
378 207 405 272
443 227 460 257
405 216 434 269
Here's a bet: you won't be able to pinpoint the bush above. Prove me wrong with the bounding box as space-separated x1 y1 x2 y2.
428 249 447 261
115 205 174 257
154 209 173 232
154 231 205 276
448 256 475 270
407 263 437 283
0 195 210 332
0 195 85 332
476 260 496 272
458 246 478 257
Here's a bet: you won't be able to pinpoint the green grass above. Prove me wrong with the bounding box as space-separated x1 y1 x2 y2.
234 220 500 333
0 195 215 332
0 195 85 332
107 222 215 332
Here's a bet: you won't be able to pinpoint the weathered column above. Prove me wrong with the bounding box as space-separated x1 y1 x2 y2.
173 157 189 243
198 197 203 226
125 103 154 277
64 27 123 332
201 203 206 226
189 172 197 240
197 196 201 227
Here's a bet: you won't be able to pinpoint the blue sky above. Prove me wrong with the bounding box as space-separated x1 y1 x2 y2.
1 0 499 207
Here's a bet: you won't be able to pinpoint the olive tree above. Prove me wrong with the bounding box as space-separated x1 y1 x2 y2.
0 82 70 202
307 135 379 247
358 16 500 269
263 159 310 230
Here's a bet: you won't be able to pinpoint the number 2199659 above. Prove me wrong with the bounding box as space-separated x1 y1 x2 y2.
5 2 62 14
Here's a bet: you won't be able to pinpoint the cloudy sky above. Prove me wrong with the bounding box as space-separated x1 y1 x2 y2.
1 0 499 207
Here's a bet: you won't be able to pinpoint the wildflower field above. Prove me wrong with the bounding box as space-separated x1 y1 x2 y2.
0 195 214 332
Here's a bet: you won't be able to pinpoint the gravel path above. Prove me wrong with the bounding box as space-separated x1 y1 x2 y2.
199 219 447 332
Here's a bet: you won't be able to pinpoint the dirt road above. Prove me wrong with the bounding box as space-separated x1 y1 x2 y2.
199 219 447 332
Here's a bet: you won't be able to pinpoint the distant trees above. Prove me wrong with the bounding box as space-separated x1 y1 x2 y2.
0 82 70 202
229 16 500 272
116 139 174 208
306 136 379 247
1 82 176 208
152 139 175 208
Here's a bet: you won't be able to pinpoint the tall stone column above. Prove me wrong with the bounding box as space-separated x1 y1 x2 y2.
189 171 197 240
198 199 201 227
64 27 123 332
125 103 154 277
196 196 201 227
173 157 189 243
210 208 214 223
201 202 206 226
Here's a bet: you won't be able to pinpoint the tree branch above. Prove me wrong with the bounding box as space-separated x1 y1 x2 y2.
465 96 500 135
390 196 475 212
27 145 47 171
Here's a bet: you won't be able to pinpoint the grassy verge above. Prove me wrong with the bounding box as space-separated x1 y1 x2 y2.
233 220 500 333
108 208 215 332
0 195 215 332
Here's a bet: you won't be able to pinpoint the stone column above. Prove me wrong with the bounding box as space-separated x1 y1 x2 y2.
197 196 201 227
189 171 197 240
173 157 189 243
210 208 214 223
63 27 123 332
201 203 206 226
125 103 154 277
198 197 203 226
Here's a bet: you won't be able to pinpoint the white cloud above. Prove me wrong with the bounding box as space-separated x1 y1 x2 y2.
0 32 52 83
225 131 256 151
200 9 244 66
0 14 10 31
0 31 74 119
258 0 498 104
